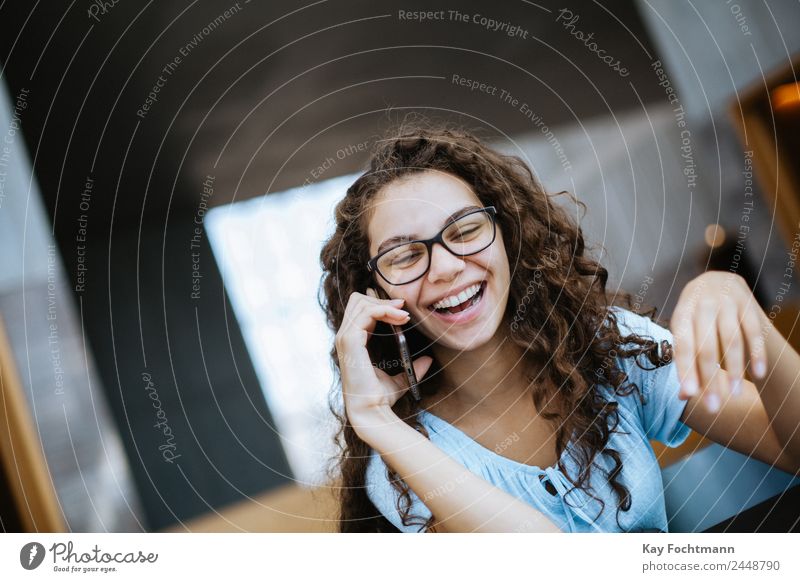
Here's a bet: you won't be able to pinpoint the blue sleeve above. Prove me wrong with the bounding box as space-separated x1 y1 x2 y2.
611 307 692 447
365 449 433 532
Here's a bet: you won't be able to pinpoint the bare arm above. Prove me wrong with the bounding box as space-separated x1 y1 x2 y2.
352 406 563 533
672 271 800 473
752 320 800 467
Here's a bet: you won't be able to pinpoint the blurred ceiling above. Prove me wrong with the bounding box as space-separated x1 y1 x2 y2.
1 0 662 230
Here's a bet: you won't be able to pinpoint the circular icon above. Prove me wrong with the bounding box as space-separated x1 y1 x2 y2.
20 542 46 570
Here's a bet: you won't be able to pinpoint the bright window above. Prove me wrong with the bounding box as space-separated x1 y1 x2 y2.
206 174 357 486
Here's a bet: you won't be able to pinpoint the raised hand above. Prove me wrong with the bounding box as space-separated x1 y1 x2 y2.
335 287 433 430
670 271 769 412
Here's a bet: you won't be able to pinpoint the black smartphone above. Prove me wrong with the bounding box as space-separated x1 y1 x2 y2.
372 286 421 401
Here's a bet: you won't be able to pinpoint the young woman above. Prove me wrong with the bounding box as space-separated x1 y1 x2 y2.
318 121 800 533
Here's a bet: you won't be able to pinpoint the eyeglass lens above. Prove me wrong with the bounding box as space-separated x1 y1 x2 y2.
376 211 494 285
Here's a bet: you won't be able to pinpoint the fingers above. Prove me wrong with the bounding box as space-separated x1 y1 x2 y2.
373 366 409 402
694 300 724 412
388 355 434 396
339 294 410 345
412 355 434 382
672 306 699 400
346 301 410 334
740 300 768 379
672 273 767 415
336 289 417 415
366 286 405 306
362 288 407 327
718 306 745 397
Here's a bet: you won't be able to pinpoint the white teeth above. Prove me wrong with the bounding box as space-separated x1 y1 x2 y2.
431 283 482 310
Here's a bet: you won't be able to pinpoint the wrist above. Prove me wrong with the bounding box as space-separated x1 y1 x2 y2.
760 319 786 379
348 405 403 443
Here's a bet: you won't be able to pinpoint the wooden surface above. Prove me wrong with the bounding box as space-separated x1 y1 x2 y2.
651 431 712 468
159 481 340 533
0 313 65 532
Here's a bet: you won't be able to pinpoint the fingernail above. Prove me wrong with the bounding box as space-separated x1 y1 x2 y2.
706 393 720 413
753 360 766 378
730 377 742 396
683 378 698 396
391 298 405 304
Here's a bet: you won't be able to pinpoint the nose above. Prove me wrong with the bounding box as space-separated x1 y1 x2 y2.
426 242 465 285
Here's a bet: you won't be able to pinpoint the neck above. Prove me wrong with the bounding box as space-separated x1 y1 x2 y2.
428 324 538 415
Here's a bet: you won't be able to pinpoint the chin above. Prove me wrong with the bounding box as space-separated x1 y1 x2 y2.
449 334 493 352
427 321 500 351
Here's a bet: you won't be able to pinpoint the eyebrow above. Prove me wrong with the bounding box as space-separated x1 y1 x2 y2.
376 205 483 255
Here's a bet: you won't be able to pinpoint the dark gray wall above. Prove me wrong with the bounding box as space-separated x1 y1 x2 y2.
0 78 145 532
76 211 292 531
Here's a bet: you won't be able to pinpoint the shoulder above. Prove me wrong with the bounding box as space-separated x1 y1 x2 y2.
603 306 691 447
605 305 674 374
607 305 672 348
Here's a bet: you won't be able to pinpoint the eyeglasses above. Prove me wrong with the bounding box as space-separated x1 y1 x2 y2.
367 206 498 286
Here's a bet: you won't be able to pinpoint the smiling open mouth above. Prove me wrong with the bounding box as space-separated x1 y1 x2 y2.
429 281 486 315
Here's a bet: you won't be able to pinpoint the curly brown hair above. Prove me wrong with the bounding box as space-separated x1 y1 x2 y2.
318 116 673 532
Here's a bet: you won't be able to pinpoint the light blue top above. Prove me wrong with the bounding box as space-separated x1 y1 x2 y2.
365 306 692 532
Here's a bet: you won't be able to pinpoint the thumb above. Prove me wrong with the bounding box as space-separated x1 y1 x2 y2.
412 355 434 382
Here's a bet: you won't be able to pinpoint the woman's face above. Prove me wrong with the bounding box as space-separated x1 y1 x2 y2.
367 170 511 351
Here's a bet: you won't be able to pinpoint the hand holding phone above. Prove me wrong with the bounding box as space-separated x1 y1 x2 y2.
335 288 432 432
369 286 422 401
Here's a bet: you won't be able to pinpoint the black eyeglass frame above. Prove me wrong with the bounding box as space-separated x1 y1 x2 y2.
366 206 498 286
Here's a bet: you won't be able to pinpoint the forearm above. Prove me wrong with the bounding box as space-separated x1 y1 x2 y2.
352 407 563 533
754 321 800 463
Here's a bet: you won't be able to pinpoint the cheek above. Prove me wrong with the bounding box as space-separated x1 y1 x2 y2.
406 287 425 310
493 249 511 284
